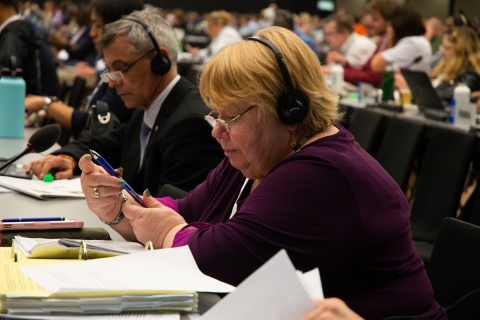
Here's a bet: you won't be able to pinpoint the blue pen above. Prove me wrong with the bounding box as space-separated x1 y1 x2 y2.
1 217 65 222
90 150 146 207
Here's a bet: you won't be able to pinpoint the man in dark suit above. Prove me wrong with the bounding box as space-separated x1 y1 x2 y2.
27 8 223 196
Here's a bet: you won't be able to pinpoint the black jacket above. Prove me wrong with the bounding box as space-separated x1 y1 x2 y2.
435 70 480 103
55 77 224 195
0 19 59 96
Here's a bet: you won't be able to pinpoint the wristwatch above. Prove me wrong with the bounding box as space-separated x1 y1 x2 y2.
42 96 59 113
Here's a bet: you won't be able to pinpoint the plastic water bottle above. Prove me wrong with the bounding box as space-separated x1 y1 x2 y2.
453 82 474 128
381 62 394 102
0 58 26 138
330 63 344 93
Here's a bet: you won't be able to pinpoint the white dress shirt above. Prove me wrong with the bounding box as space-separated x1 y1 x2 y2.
199 26 243 61
382 36 432 74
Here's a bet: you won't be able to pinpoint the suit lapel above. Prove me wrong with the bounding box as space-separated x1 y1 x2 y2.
142 77 194 163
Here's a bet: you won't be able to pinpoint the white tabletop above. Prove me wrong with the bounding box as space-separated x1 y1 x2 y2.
0 127 124 241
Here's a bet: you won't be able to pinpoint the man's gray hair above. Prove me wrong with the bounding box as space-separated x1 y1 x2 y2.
97 7 178 65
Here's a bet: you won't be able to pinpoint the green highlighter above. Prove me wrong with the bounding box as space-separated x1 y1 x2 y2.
43 173 54 182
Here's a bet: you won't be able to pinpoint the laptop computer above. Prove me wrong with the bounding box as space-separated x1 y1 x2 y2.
400 69 450 121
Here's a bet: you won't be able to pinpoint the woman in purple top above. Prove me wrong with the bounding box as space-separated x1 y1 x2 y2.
79 26 446 319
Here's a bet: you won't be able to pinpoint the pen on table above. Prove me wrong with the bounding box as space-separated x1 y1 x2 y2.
1 217 65 222
89 150 146 207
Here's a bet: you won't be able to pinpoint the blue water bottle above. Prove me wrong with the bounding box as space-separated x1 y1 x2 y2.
0 56 26 138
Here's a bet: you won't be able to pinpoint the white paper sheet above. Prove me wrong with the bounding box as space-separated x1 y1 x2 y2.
0 177 84 199
200 250 319 320
20 246 234 293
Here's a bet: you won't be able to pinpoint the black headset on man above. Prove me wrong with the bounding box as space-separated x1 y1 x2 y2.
247 36 309 125
122 17 171 76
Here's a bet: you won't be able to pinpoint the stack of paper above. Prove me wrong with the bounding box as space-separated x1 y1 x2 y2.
0 176 84 199
15 236 146 259
0 246 234 316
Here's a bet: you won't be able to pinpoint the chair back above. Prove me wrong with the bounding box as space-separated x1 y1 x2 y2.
347 108 387 155
67 76 87 110
411 126 477 243
427 218 480 319
375 117 426 192
157 184 187 199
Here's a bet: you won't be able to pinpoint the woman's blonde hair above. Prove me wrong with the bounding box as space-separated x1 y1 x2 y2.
431 26 480 82
198 26 340 137
207 10 232 27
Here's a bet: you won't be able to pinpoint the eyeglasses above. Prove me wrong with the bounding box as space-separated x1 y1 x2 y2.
205 105 255 132
100 49 154 82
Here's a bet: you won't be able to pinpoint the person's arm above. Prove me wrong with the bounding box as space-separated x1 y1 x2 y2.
371 52 387 72
25 96 74 128
299 298 364 320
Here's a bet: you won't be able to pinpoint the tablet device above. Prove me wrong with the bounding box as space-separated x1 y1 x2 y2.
400 69 448 112
0 158 33 179
0 219 84 230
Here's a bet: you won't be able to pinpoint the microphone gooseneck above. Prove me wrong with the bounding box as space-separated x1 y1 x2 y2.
0 124 60 172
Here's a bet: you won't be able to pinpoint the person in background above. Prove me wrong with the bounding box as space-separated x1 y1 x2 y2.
79 26 446 319
28 8 223 196
274 9 319 57
371 5 431 74
395 26 480 104
430 26 480 102
320 13 376 70
50 3 97 67
188 10 242 62
24 0 144 139
0 0 59 96
334 0 401 87
425 17 444 68
425 17 443 54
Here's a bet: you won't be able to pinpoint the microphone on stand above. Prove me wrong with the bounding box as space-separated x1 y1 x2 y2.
0 124 61 172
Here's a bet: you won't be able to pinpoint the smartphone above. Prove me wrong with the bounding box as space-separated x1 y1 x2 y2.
90 150 146 207
0 219 84 230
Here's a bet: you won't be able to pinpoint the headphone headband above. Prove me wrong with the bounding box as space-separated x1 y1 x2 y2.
121 17 171 75
247 36 295 95
246 35 308 125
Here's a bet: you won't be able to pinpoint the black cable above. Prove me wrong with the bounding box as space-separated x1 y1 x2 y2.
381 287 480 320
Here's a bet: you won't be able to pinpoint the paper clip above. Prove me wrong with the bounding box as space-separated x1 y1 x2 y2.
78 240 88 260
11 239 18 262
144 241 154 251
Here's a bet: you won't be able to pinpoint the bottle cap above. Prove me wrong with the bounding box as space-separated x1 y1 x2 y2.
1 68 12 77
43 173 54 183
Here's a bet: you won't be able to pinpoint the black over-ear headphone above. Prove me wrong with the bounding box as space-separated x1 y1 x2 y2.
247 36 309 125
122 17 171 75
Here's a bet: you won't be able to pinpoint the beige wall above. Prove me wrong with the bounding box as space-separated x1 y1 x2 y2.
454 0 480 20
334 0 479 24
407 0 450 20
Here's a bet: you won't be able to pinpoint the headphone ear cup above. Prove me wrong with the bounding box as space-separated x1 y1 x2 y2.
151 53 171 75
277 92 309 125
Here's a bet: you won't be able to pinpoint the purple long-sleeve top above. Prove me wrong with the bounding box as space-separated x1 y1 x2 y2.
163 125 446 319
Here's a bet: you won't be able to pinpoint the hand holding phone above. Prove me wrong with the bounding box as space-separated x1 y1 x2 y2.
89 150 146 207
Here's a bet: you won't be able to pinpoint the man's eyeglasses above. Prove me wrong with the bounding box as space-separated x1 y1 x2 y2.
205 105 255 132
100 49 154 82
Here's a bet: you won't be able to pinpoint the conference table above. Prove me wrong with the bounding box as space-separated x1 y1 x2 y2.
0 127 124 241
